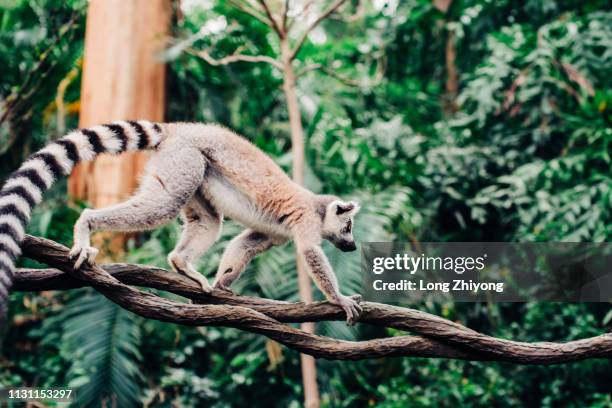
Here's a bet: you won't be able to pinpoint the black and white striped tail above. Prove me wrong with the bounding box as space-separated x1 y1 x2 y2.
0 120 164 324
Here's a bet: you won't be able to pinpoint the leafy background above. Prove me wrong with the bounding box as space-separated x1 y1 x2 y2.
1 0 611 406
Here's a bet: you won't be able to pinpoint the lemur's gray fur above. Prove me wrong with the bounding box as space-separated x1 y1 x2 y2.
0 121 362 324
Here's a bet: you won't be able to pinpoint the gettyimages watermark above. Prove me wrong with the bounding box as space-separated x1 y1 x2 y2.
361 242 612 303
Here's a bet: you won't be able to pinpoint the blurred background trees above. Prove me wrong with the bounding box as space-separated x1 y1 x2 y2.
1 0 611 406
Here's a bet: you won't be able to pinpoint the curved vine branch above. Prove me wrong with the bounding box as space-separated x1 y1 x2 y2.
13 235 612 363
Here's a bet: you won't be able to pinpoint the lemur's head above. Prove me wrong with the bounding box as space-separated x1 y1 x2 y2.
320 198 361 252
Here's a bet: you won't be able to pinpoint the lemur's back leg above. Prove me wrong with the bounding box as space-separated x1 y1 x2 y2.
167 192 222 292
70 147 206 268
213 229 286 292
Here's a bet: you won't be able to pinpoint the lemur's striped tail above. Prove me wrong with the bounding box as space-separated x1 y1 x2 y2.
0 120 164 325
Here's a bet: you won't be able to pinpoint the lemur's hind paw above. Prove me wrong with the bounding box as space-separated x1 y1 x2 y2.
335 294 363 326
69 245 99 269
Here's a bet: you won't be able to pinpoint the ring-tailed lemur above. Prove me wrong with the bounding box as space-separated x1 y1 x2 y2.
0 121 362 325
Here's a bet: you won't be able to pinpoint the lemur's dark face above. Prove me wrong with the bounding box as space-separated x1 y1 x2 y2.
322 200 360 252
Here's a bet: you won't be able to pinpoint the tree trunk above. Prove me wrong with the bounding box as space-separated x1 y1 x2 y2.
438 0 458 115
69 0 171 244
280 38 320 408
281 44 305 185
444 27 458 114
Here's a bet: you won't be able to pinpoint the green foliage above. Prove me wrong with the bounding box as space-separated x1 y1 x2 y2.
0 0 84 173
419 9 612 242
49 290 144 407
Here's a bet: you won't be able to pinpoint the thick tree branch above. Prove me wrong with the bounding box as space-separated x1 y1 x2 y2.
12 235 612 364
16 235 473 361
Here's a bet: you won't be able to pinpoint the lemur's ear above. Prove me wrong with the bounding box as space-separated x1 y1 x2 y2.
336 201 360 215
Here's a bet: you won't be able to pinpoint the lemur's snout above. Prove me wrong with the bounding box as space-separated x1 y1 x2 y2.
339 241 357 252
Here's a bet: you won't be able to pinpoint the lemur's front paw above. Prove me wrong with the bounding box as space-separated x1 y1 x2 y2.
196 278 213 293
179 268 213 293
185 271 213 293
348 294 362 303
69 245 99 269
335 294 363 326
168 253 212 293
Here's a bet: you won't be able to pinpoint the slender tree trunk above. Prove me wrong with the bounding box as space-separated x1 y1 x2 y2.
281 43 305 185
69 0 171 250
280 38 320 408
435 0 458 115
444 27 458 114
